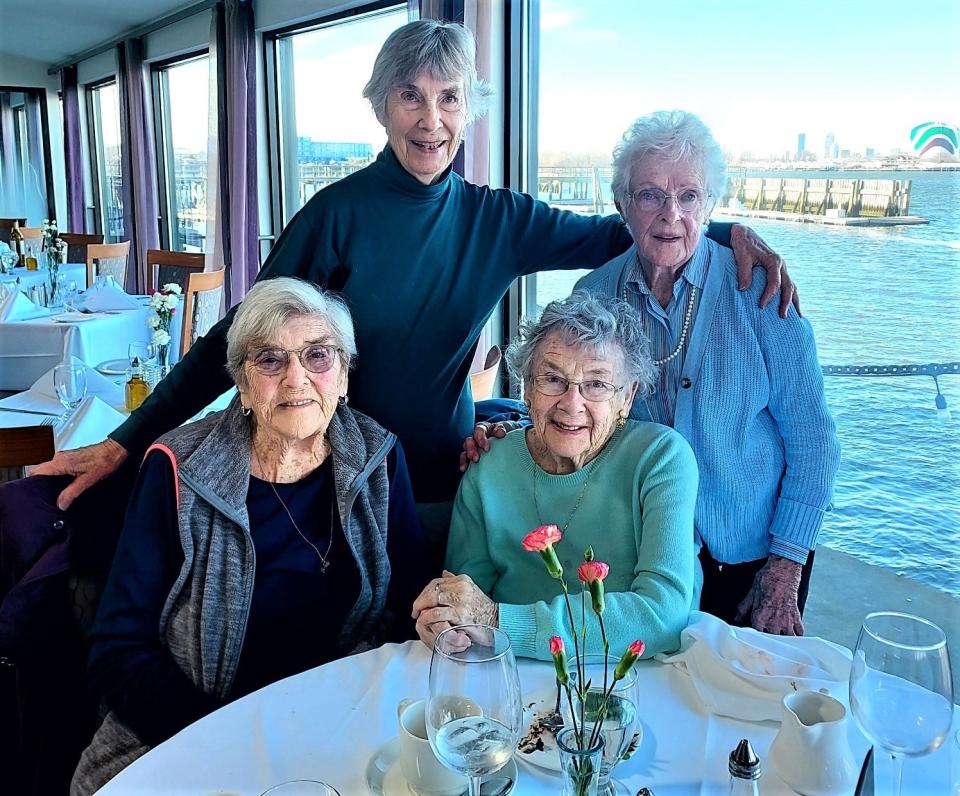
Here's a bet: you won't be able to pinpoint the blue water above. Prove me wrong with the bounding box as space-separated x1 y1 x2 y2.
536 170 960 596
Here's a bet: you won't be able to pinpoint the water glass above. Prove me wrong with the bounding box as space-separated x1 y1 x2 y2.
63 280 79 311
53 364 87 419
427 625 523 796
0 248 15 274
259 782 340 796
128 341 158 367
849 612 954 796
569 655 639 796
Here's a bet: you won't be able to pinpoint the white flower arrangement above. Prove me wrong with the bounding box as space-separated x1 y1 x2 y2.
145 282 181 358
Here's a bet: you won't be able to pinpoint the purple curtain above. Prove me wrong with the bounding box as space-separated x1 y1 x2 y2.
117 38 160 294
60 65 85 232
210 0 258 305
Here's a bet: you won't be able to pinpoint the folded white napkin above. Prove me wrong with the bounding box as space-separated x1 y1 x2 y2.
0 288 51 321
0 356 124 415
55 395 127 451
78 281 140 311
656 611 852 722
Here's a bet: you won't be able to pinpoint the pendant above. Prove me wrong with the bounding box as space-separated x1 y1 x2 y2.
320 560 330 574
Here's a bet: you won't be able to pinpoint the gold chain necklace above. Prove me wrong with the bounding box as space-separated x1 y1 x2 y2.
531 435 612 533
253 445 333 574
622 281 699 367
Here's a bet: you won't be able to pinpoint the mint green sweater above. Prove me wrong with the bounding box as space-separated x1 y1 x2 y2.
446 422 699 661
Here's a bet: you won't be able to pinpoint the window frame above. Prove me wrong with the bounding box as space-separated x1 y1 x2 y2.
150 49 210 252
261 0 409 242
84 77 121 241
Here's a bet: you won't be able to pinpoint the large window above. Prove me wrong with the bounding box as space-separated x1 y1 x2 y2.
87 80 124 242
154 55 210 252
270 3 409 225
528 1 960 594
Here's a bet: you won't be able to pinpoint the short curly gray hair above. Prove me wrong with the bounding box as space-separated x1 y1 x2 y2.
611 110 726 206
362 20 494 124
226 277 357 389
505 291 657 397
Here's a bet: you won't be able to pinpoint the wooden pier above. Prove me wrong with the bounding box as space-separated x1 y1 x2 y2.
722 176 927 226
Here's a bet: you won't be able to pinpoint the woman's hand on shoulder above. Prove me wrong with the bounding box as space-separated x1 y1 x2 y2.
412 570 499 649
459 421 516 472
31 438 129 510
730 224 801 319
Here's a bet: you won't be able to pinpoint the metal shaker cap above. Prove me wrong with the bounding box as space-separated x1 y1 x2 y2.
729 738 761 780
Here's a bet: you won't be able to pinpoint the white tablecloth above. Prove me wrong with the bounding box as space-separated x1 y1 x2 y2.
94 640 954 796
0 262 86 291
0 302 182 391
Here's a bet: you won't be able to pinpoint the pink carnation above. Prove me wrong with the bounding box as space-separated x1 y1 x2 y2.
577 561 609 584
549 636 565 656
521 524 563 552
628 640 645 657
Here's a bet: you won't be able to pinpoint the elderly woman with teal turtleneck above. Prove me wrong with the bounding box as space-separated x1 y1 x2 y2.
412 291 698 660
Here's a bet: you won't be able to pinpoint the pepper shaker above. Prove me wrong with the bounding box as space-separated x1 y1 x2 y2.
729 738 761 795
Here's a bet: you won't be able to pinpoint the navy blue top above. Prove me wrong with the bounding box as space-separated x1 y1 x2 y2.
88 444 424 746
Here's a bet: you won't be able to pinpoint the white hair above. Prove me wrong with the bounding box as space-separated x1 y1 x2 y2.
226 277 356 388
611 110 726 204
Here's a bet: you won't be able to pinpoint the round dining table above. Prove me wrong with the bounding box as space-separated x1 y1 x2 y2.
92 639 954 795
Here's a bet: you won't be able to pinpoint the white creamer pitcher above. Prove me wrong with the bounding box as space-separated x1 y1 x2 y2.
769 690 858 796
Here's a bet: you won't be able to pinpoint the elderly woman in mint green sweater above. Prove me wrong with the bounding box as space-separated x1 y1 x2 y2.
412 292 698 660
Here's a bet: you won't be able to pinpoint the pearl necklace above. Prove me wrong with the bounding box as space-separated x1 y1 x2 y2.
623 282 699 367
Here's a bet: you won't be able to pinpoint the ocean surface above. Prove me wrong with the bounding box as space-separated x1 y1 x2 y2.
535 170 960 596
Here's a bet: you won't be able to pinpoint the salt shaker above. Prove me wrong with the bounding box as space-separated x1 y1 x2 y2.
728 738 761 795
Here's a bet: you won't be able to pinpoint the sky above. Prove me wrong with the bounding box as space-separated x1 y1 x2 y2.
537 0 960 158
163 0 960 161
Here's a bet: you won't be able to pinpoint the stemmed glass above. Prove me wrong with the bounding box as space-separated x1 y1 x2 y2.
426 625 523 796
53 363 87 420
849 612 953 796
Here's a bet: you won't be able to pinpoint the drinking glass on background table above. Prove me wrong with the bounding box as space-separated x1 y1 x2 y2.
427 625 522 796
849 611 953 796
53 363 87 420
63 280 79 311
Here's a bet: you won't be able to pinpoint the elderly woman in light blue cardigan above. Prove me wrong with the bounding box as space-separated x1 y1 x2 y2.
575 110 840 635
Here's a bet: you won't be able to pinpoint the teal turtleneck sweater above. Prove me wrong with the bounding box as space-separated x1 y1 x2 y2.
113 146 729 503
446 422 699 661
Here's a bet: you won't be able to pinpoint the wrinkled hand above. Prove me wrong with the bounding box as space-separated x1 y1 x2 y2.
31 438 129 511
735 554 804 635
459 421 514 472
412 570 499 650
730 224 801 318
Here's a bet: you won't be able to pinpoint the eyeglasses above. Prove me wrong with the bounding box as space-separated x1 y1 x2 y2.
624 187 707 214
248 344 341 376
533 374 623 402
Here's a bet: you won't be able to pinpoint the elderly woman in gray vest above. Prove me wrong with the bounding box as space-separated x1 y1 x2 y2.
71 278 425 794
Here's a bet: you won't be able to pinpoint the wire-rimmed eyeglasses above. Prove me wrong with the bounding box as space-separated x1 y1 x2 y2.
624 187 708 214
248 344 341 376
533 374 623 402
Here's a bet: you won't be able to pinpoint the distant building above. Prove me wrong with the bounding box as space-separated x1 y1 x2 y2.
824 133 835 159
797 133 806 159
297 138 373 162
840 149 851 158
865 147 876 157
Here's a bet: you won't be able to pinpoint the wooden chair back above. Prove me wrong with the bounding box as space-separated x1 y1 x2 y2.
469 346 502 401
60 233 104 265
180 269 225 357
0 425 55 482
18 227 43 243
147 249 205 293
85 241 131 289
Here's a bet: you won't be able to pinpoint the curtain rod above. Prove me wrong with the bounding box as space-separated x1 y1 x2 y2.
47 0 218 75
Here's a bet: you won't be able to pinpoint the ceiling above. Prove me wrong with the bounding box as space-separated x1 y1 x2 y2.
0 0 199 67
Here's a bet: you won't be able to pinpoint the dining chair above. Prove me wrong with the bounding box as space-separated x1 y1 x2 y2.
0 218 27 244
147 248 205 293
85 241 131 289
59 233 104 266
180 269 226 358
0 425 55 483
469 346 502 401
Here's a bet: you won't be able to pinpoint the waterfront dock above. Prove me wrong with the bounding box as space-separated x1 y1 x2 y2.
717 207 928 226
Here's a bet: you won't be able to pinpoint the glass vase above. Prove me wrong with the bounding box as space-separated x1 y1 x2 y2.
569 655 640 796
557 726 604 796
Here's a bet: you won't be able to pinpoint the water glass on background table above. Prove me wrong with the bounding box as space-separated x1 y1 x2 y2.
63 280 79 311
427 625 523 796
849 611 953 796
53 364 87 420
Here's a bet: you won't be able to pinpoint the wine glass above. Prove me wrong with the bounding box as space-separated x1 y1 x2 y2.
63 280 79 312
426 625 523 796
53 364 87 419
849 612 954 796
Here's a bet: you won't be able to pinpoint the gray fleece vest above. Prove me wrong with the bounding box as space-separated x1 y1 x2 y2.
72 399 396 795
